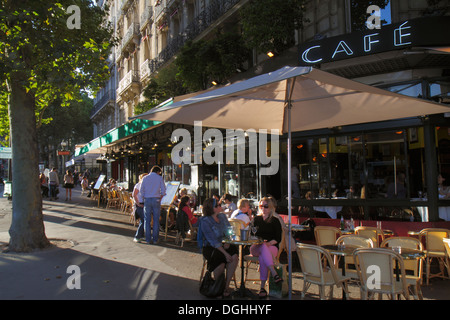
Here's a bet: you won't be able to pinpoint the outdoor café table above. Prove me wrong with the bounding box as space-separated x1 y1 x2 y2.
321 244 359 300
223 237 263 299
389 247 425 281
291 224 311 232
341 228 395 238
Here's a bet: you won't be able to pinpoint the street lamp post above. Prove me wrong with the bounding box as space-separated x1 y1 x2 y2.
60 140 67 178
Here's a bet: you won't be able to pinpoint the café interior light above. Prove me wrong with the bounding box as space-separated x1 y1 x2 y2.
267 51 275 58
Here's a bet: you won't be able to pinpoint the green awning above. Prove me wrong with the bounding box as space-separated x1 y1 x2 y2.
75 118 161 157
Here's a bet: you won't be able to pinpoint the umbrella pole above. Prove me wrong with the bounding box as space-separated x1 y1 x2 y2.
287 101 293 300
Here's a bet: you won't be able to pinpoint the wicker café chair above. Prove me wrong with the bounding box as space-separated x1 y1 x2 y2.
353 248 410 300
355 226 385 247
228 219 246 237
296 243 351 300
419 228 450 285
381 237 424 299
314 226 341 246
444 238 450 259
335 235 373 280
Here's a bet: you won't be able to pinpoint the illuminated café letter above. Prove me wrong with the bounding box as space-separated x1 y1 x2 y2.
364 33 380 52
332 41 354 59
394 21 412 46
301 45 322 64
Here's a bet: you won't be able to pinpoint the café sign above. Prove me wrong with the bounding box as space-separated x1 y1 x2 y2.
298 16 450 66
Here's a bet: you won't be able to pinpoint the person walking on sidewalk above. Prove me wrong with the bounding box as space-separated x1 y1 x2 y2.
132 173 148 243
140 166 166 244
63 170 74 201
48 168 59 201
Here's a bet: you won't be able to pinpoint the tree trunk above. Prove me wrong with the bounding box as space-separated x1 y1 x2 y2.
7 78 50 252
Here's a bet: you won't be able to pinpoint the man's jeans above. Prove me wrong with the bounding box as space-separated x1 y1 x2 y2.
49 184 58 199
144 197 161 243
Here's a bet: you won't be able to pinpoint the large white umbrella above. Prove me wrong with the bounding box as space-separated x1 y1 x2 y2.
131 66 450 299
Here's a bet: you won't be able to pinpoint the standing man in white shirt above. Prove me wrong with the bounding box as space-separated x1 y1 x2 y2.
140 166 166 244
48 168 59 201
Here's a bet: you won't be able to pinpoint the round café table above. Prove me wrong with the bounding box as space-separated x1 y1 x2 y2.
223 237 262 299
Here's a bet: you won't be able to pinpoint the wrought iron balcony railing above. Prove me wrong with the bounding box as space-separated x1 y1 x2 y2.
117 70 140 96
122 22 140 49
140 6 154 30
149 0 241 73
91 89 115 117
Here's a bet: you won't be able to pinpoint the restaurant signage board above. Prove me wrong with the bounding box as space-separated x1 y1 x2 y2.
0 147 12 159
298 16 450 66
161 181 181 207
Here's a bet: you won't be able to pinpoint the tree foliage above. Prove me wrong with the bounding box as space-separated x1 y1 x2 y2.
135 63 187 115
0 0 115 252
240 0 307 55
37 94 94 156
175 32 251 91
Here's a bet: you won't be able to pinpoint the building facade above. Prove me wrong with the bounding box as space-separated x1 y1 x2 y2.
84 0 450 221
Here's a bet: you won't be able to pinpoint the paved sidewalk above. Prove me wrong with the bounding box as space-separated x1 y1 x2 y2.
0 185 449 300
0 186 205 300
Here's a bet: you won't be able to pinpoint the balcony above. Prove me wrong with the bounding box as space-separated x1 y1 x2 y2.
140 6 153 31
115 42 123 62
148 0 242 73
122 23 140 50
117 70 140 97
140 59 159 81
154 0 168 23
119 0 133 16
91 89 115 118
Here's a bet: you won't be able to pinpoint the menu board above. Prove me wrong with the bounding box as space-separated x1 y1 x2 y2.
93 174 106 190
161 181 180 206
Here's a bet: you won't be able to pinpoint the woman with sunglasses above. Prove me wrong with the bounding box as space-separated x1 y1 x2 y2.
249 197 283 298
201 197 239 298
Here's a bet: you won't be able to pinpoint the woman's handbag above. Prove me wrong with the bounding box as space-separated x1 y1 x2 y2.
268 263 288 298
268 250 288 298
199 270 225 298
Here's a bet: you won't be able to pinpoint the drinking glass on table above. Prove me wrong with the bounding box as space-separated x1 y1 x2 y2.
227 226 235 240
251 226 258 239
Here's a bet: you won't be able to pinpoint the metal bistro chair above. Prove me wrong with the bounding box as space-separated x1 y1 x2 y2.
355 226 385 247
381 237 424 299
353 248 410 300
419 228 450 285
296 243 351 300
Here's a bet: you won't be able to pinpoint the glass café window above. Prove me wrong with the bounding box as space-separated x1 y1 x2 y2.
294 130 411 201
